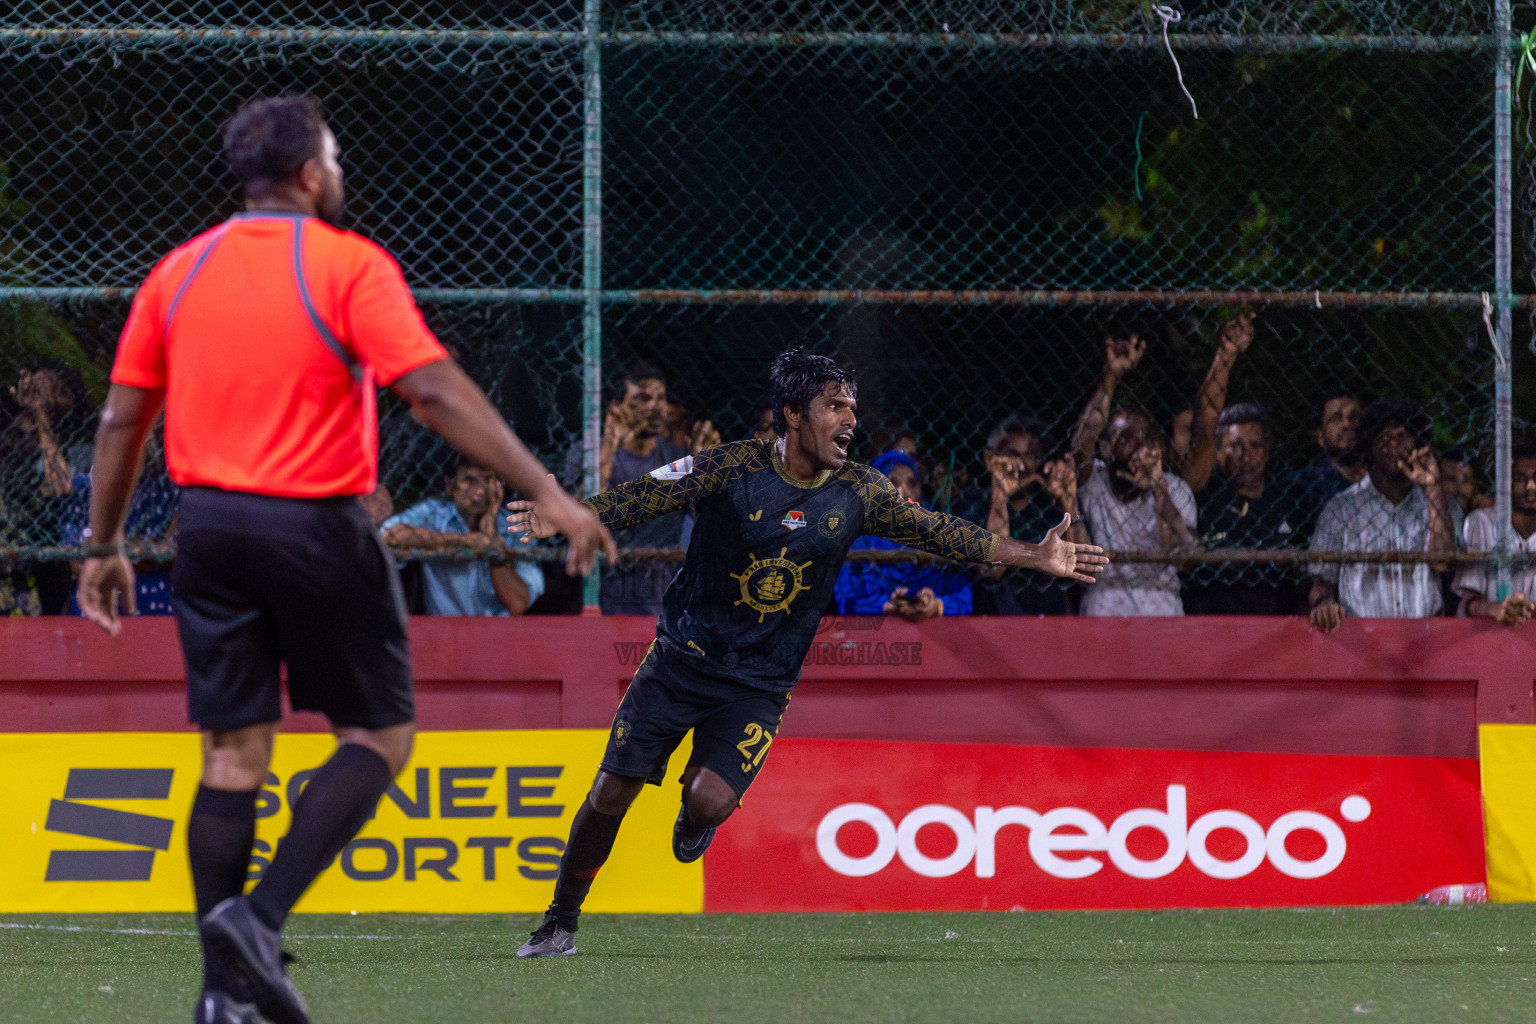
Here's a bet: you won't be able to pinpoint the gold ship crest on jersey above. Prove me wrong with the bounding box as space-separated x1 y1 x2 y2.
730 547 812 622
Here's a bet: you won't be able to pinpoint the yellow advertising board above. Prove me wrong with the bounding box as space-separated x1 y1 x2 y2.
1479 723 1536 901
0 731 701 913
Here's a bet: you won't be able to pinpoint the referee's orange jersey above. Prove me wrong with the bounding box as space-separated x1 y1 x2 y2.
111 212 447 498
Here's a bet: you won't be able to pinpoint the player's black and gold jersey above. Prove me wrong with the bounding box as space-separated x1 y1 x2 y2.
585 438 1001 691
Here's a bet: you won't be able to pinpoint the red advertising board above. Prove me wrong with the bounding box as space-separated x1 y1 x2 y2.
704 740 1484 911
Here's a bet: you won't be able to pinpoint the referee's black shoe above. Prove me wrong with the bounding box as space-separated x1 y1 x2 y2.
672 805 717 864
200 897 311 1024
193 988 260 1024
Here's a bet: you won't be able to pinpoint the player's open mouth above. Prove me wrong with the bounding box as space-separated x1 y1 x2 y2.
832 432 852 456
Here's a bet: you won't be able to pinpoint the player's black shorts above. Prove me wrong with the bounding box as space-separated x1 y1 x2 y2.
172 487 414 733
601 641 788 798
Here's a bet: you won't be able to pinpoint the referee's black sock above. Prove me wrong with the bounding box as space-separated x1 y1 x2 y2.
248 743 392 931
188 784 258 991
547 798 626 931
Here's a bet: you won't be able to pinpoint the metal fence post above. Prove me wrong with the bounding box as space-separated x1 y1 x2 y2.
580 0 604 611
1495 0 1515 599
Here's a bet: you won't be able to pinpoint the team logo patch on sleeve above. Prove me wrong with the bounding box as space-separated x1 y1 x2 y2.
780 510 807 530
649 456 695 481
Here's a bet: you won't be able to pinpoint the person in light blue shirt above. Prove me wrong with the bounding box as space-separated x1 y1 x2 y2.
382 460 544 616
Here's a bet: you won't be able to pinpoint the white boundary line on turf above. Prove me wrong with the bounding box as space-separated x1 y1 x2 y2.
0 923 398 940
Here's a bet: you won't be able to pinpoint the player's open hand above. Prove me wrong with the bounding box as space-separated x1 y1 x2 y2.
506 474 619 576
1037 513 1108 584
78 553 137 636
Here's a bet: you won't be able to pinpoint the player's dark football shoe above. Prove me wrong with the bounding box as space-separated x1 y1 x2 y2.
200 897 311 1024
672 805 717 864
517 915 578 958
193 988 260 1024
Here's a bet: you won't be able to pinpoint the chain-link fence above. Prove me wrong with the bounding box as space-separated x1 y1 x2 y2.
1 1 1531 617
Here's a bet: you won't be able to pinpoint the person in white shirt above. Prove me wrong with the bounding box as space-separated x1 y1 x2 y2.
1452 441 1536 625
1068 335 1198 616
1307 401 1460 631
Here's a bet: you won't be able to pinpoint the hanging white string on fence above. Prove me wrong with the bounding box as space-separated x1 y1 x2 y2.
1481 292 1508 375
1152 4 1198 120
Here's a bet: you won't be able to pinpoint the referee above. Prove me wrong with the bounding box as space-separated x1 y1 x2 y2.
77 95 615 1024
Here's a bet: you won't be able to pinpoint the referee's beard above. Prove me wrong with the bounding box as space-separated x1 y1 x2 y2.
317 183 346 228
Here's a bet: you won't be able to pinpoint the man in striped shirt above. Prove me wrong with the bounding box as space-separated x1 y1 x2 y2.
1307 400 1460 631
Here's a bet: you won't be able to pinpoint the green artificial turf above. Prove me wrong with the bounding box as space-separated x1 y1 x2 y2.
3 907 1535 1023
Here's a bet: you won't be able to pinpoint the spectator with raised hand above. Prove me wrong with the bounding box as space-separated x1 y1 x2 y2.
1452 439 1536 625
1070 336 1198 616
1288 385 1367 540
561 362 692 616
383 458 544 616
10 366 76 498
3 365 87 613
834 449 972 619
1179 310 1256 494
960 415 1083 615
1307 400 1460 632
1183 403 1300 615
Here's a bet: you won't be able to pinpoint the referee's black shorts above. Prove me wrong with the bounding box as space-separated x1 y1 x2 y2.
172 486 414 733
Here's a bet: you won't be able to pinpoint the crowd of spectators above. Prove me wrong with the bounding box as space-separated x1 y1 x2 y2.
5 332 1534 629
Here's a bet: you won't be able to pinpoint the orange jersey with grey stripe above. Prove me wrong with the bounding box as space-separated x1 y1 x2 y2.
111 212 446 498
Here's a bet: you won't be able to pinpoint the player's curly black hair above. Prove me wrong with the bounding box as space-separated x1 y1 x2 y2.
769 349 857 438
222 94 328 191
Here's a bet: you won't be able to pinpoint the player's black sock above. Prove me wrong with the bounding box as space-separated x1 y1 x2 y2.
188 784 258 990
248 743 392 931
547 798 626 931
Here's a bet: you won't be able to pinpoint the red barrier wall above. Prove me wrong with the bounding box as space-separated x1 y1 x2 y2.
3 616 1533 757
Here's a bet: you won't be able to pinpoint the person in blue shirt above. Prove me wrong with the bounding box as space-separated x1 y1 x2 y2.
834 449 972 619
382 459 544 615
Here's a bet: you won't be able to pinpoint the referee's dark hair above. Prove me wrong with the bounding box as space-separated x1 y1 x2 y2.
769 349 857 438
222 94 329 193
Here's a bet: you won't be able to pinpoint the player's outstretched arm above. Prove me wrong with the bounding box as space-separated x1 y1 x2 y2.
510 445 734 540
391 359 616 576
859 469 1108 584
993 513 1109 584
79 383 165 635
